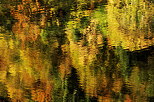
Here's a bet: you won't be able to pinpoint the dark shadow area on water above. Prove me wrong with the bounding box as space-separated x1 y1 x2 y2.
66 67 98 102
0 96 10 102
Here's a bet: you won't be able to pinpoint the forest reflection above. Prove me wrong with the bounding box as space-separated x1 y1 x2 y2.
0 0 154 102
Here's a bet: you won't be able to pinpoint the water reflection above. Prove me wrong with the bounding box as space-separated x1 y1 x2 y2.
0 0 154 102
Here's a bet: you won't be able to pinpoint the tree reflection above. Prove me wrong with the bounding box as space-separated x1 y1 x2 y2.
0 0 153 102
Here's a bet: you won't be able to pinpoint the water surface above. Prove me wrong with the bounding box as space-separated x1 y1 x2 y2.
0 0 154 102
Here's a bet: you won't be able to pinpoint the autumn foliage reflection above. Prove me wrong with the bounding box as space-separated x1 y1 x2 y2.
0 0 153 102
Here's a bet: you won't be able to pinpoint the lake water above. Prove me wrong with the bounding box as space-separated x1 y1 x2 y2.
0 0 154 102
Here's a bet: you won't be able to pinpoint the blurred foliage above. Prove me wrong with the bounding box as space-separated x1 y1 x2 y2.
0 0 153 102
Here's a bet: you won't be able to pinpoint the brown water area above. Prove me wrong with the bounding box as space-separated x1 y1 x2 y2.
0 0 154 102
